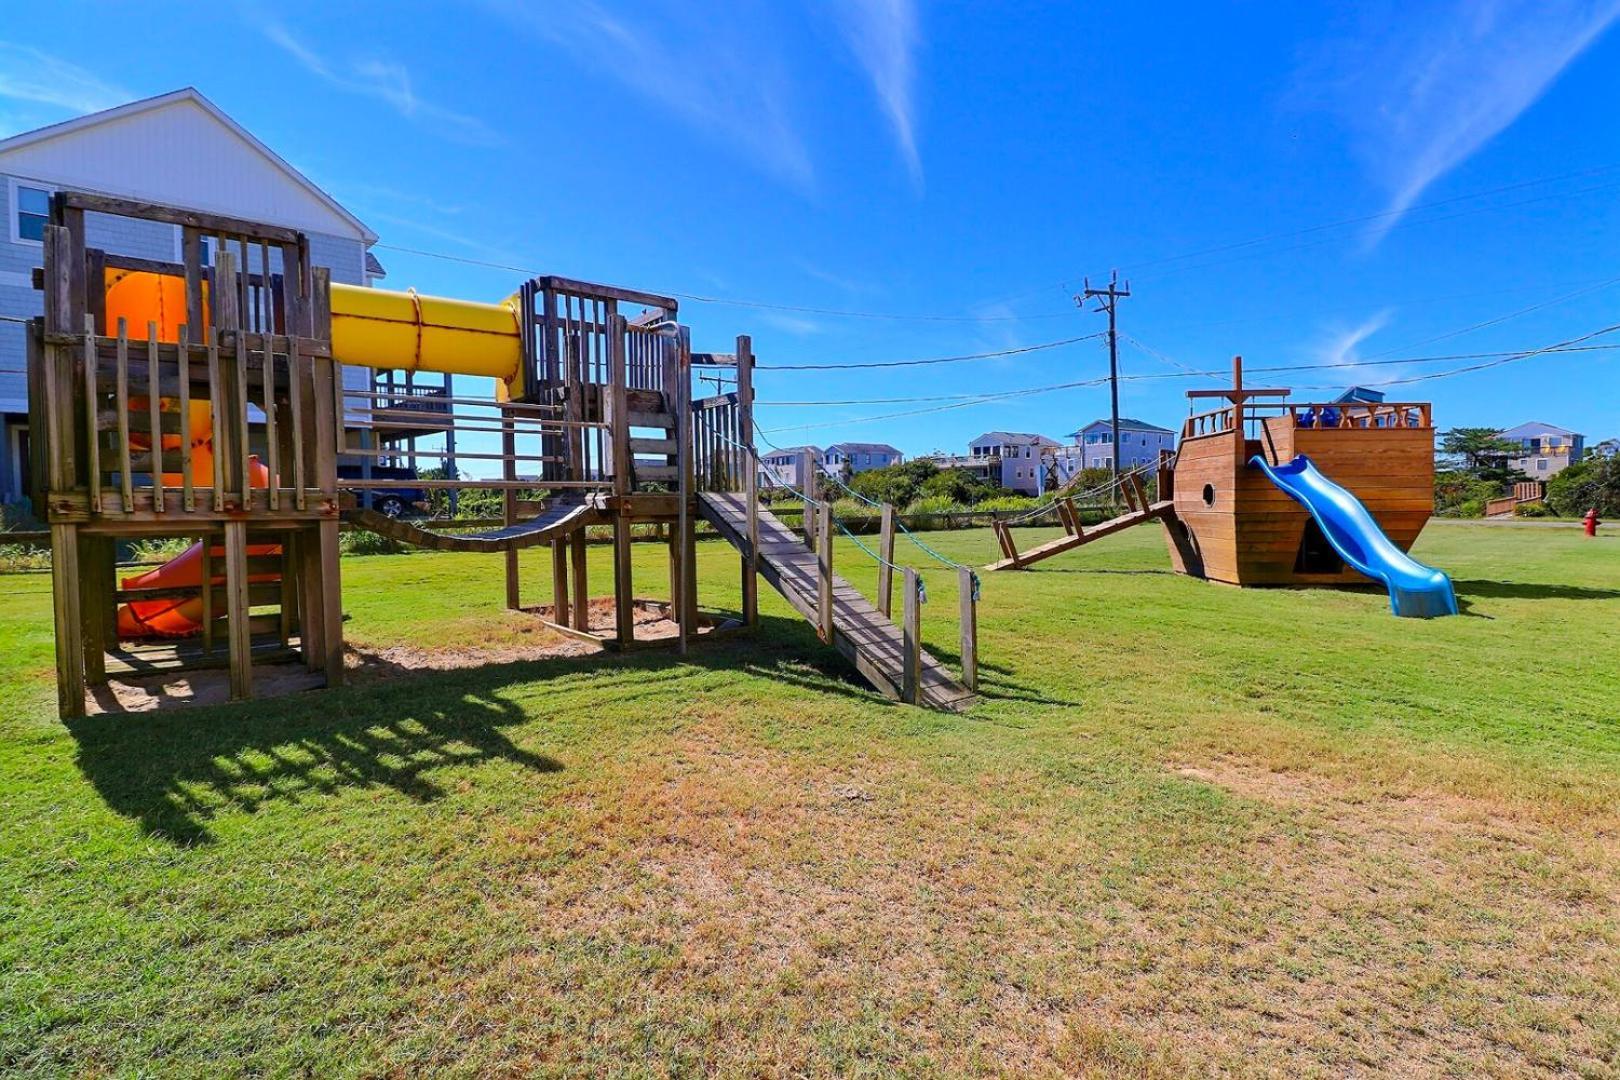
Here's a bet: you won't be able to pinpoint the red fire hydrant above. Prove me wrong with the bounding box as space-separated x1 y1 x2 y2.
1585 508 1601 536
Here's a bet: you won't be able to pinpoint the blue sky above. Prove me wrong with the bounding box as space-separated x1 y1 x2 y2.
4 0 1620 464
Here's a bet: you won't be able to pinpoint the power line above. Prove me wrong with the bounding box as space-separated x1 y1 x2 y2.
760 322 1620 435
1360 276 1620 359
756 332 1105 371
1080 272 1131 485
760 374 1114 434
758 342 1620 410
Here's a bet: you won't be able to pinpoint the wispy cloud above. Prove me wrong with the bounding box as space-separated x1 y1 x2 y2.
0 43 131 130
1301 0 1620 245
486 0 813 192
831 0 923 186
759 312 823 336
795 259 871 294
263 23 502 147
1308 308 1396 384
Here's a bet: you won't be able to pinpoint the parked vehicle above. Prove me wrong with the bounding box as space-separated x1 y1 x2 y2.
337 464 424 517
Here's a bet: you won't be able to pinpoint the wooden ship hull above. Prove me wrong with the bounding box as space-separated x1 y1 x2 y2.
1167 384 1436 587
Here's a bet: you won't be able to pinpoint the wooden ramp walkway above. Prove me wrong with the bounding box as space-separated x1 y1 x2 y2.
987 497 1173 572
346 496 606 553
699 492 974 712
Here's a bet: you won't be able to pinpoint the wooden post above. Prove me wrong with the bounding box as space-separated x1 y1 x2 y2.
958 567 978 692
1156 448 1174 502
200 538 216 655
901 568 921 705
81 315 99 515
224 520 253 701
147 322 164 512
817 500 833 643
804 467 819 553
609 315 634 645
570 529 590 633
318 518 344 685
877 503 896 618
501 404 520 610
115 320 132 511
737 335 758 627
80 535 110 687
1127 472 1149 515
551 540 570 626
675 326 695 647
297 528 323 671
51 524 86 718
178 324 195 512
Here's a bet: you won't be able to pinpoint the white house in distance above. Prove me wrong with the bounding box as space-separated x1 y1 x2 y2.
0 87 397 512
1497 422 1585 477
822 441 902 477
759 445 822 489
1069 417 1176 471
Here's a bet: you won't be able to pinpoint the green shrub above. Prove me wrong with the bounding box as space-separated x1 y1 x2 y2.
1514 501 1552 518
1434 469 1500 517
340 529 414 557
1547 457 1620 518
972 495 1041 513
124 537 193 564
902 494 963 517
0 543 50 573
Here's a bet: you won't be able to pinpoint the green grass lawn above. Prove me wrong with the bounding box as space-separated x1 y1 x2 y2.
2 522 1618 1076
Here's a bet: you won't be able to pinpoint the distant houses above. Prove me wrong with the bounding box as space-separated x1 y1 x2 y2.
759 445 821 488
758 442 902 490
785 417 1181 499
1497 422 1585 477
822 442 903 478
1067 418 1176 471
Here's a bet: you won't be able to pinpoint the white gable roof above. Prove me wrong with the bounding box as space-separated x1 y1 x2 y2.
0 88 375 243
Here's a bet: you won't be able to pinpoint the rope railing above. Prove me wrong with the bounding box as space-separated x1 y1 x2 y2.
996 451 1175 527
750 422 979 589
711 406 980 700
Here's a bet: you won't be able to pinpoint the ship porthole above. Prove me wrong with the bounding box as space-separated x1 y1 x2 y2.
1202 483 1215 507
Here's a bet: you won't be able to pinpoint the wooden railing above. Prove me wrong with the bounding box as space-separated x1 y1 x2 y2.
370 381 451 417
693 391 745 493
1183 400 1432 439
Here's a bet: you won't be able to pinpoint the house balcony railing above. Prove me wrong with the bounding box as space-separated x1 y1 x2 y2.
366 382 453 433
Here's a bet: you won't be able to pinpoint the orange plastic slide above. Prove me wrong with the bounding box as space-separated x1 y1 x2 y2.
107 268 285 639
117 533 281 638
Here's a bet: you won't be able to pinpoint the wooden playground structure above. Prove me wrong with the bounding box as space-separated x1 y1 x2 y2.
987 357 1441 599
28 195 977 719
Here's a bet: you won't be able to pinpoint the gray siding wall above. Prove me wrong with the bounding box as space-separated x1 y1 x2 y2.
0 173 370 504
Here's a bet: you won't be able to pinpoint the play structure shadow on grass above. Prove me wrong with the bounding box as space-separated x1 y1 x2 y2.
66 661 565 845
63 613 898 844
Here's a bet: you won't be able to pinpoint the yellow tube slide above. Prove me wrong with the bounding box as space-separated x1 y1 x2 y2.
101 271 528 396
329 283 524 397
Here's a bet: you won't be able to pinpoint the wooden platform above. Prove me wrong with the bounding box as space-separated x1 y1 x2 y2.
985 500 1173 572
699 492 974 711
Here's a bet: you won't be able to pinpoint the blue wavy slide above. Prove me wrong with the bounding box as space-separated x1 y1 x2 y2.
1250 454 1459 618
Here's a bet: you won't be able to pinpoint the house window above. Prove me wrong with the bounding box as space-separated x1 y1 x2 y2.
13 183 51 243
1537 458 1548 471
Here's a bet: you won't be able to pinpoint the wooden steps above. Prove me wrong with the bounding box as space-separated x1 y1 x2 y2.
699 492 974 711
986 499 1173 572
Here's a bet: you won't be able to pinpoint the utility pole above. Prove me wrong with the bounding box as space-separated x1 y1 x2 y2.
1079 271 1131 488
